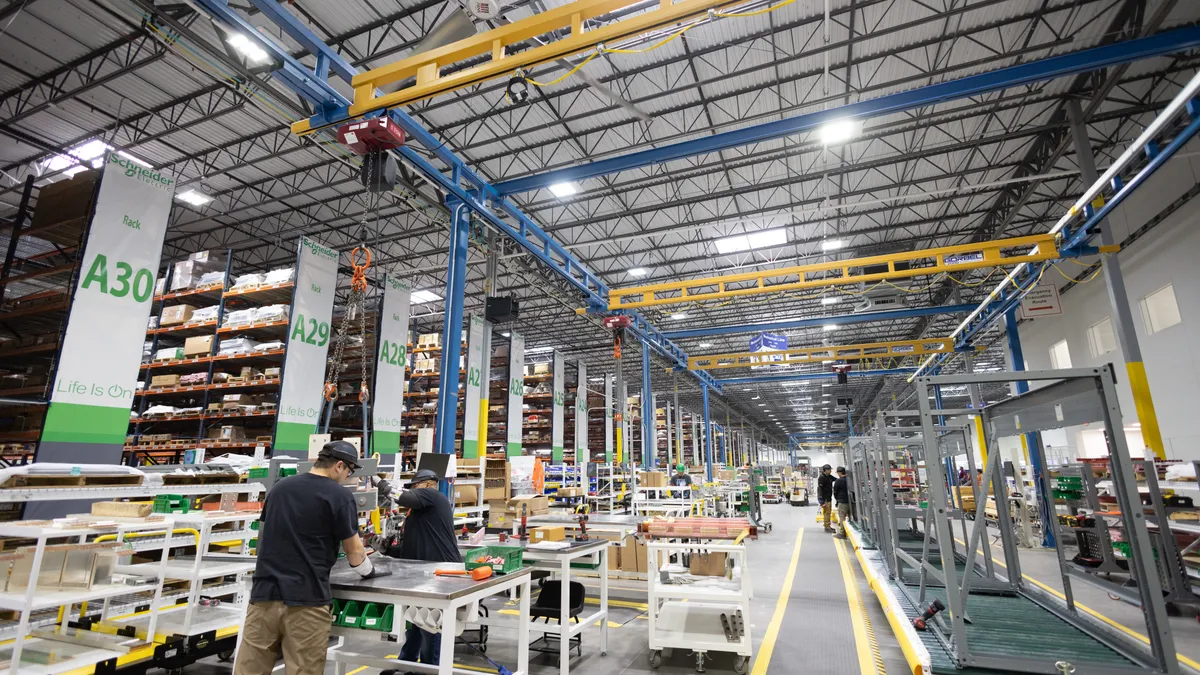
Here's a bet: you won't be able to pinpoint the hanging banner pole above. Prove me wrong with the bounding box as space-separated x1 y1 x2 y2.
372 275 411 464
463 315 485 459
274 236 339 457
40 153 176 466
507 332 525 457
604 374 614 463
576 362 588 466
551 352 565 463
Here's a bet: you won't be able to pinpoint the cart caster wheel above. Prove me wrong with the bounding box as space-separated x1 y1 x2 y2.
734 656 749 674
650 650 663 669
694 651 707 673
763 522 773 534
218 649 234 662
602 651 607 656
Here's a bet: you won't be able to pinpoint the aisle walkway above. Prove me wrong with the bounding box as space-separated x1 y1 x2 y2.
197 505 910 675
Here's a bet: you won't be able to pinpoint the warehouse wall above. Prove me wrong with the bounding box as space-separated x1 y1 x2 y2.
1012 150 1200 462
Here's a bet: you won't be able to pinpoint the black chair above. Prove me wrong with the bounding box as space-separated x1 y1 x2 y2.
528 580 586 661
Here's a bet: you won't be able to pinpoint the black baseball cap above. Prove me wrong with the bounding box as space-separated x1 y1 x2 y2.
836 466 846 474
405 468 440 488
822 464 832 471
319 440 361 470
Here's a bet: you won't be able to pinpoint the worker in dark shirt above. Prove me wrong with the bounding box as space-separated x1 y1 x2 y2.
235 441 388 675
817 464 836 532
670 463 693 487
833 466 851 538
370 468 461 670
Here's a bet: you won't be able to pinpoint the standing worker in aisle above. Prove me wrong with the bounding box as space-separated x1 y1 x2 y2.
817 464 836 532
235 440 388 675
833 466 851 538
368 468 461 671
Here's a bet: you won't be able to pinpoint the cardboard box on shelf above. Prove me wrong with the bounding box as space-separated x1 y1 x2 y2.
149 374 180 389
91 502 152 518
532 362 550 375
689 552 728 577
531 526 565 543
640 471 667 488
207 426 246 441
556 487 583 498
222 394 253 404
160 304 197 326
717 469 736 481
155 347 184 361
453 485 479 506
509 494 548 513
183 335 214 356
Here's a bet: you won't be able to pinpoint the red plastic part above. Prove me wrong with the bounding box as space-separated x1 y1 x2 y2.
337 117 406 154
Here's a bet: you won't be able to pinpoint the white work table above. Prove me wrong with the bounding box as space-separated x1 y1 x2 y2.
325 558 533 675
458 537 612 675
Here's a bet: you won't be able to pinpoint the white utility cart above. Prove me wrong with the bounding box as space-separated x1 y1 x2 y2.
646 541 752 674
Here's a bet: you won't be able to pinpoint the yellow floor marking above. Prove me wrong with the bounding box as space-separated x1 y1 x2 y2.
750 526 805 675
836 537 882 675
347 667 368 675
586 597 648 610
952 537 1200 671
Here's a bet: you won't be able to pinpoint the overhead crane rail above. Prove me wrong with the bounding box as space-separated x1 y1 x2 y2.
607 234 1082 311
687 337 977 371
290 0 751 136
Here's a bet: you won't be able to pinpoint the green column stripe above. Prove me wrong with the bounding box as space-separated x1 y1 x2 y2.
275 421 314 452
506 442 522 457
372 430 401 455
41 403 130 445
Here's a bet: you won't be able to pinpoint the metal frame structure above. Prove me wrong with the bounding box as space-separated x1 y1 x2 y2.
864 366 1180 675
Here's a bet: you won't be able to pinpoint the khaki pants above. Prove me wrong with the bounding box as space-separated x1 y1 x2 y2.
821 502 832 529
234 601 331 675
838 503 851 535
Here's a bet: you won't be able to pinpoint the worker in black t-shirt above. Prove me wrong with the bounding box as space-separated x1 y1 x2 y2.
370 468 462 670
235 441 388 675
817 464 836 533
833 467 851 538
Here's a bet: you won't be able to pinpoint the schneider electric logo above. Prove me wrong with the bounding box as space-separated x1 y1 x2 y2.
108 152 173 190
302 238 338 261
387 276 410 291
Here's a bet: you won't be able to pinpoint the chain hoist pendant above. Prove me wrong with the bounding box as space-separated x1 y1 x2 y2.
360 150 398 192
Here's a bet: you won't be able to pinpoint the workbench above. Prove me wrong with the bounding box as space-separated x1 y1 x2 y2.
458 537 611 675
326 557 533 675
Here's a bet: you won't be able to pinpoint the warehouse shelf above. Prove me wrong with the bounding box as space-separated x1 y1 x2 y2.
216 318 289 336
0 482 263 503
149 320 218 337
223 281 295 304
154 283 226 303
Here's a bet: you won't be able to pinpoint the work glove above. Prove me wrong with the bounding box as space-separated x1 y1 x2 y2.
351 555 392 579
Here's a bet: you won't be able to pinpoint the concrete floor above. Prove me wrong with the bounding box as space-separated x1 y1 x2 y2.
191 504 909 675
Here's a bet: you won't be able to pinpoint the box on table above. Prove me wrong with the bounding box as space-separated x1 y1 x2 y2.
150 374 180 389
689 552 728 576
509 494 548 514
453 484 479 506
183 335 214 356
640 471 666 488
91 501 152 518
557 487 583 498
717 469 736 481
160 304 197 326
531 526 565 543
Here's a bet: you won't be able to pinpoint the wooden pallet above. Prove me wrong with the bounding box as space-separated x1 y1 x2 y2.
0 473 145 489
160 472 240 486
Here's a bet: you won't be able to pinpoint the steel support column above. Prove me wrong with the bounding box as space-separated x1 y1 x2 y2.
702 385 714 482
1066 99 1165 459
1004 309 1056 547
642 342 654 469
434 200 470 493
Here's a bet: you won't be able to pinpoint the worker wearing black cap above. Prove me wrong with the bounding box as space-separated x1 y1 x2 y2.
235 441 388 675
370 468 462 671
833 466 851 538
817 464 836 533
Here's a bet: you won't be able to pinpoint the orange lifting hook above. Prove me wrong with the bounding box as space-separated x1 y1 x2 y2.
350 246 372 292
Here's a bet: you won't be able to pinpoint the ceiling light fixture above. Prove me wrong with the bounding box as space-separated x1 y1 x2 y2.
670 313 688 321
699 342 713 348
821 297 839 305
822 324 838 331
819 119 860 146
175 189 212 207
820 239 845 252
411 290 442 304
226 33 271 63
548 182 578 198
628 267 649 277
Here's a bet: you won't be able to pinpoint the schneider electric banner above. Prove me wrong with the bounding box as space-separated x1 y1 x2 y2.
551 353 565 463
507 332 525 457
42 153 176 454
274 237 339 455
372 275 411 456
463 315 486 458
604 374 614 462
575 362 588 464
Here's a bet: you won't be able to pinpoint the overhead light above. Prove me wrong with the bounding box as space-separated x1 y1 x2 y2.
72 139 111 163
549 182 578 198
226 32 271 64
589 377 603 382
715 228 787 254
822 324 838 331
821 359 833 364
176 189 212 207
699 342 713 348
670 313 688 321
501 332 511 337
819 119 860 146
628 267 649 277
526 346 555 354
820 239 845 252
411 290 442 304
820 297 839 306
757 403 765 407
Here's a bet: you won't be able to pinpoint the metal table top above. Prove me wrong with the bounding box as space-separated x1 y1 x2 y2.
456 538 610 556
329 557 531 600
527 513 642 527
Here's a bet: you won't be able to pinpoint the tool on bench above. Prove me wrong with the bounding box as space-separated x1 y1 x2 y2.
912 598 946 631
574 513 589 541
516 502 530 541
435 567 494 581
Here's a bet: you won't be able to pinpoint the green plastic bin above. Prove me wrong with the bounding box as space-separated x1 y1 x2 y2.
465 545 524 574
337 600 362 627
153 494 189 513
359 603 394 631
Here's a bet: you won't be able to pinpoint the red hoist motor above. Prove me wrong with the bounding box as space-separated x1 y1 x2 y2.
337 117 406 192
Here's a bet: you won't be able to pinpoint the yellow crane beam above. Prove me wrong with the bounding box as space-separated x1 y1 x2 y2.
608 234 1061 311
688 338 980 371
291 0 746 136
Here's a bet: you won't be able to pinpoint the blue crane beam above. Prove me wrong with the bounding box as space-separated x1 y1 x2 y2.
189 0 721 393
493 27 1200 195
717 368 916 385
663 304 977 339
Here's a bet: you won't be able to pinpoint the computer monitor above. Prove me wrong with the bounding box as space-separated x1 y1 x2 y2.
416 452 451 480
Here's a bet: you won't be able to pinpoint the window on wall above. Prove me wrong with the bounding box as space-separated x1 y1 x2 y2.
1049 339 1072 369
1140 283 1182 334
1087 317 1117 357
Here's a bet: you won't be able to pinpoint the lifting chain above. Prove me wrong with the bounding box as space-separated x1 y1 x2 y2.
322 209 374 412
